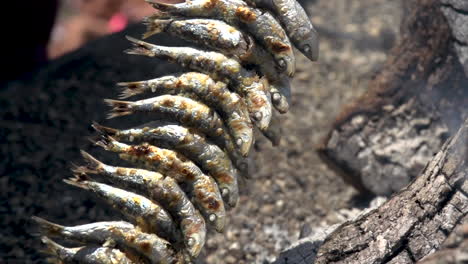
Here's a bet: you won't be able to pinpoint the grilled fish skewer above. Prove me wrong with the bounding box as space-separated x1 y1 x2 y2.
105 95 245 154
93 121 243 190
117 72 253 155
146 0 296 76
75 149 226 233
93 134 239 210
33 218 181 264
64 175 179 242
40 236 135 264
142 19 290 113
125 37 272 131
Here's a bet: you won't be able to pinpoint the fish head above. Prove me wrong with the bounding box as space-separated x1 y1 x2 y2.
221 183 239 208
297 29 320 61
209 206 227 233
275 54 296 77
264 36 296 76
186 227 206 257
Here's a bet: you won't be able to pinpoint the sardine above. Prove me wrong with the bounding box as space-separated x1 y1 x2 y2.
32 218 179 264
117 72 253 155
93 122 241 207
105 95 235 146
125 37 272 130
75 149 226 233
246 0 319 61
40 236 135 264
261 111 282 146
141 18 291 114
143 18 251 61
64 175 179 242
146 0 296 76
93 134 239 208
73 150 207 258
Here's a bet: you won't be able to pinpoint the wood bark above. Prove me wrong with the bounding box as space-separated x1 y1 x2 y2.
274 119 468 264
317 0 468 196
417 220 468 264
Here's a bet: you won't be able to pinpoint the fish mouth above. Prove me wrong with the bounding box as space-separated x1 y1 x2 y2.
301 34 320 61
210 213 226 233
187 236 204 257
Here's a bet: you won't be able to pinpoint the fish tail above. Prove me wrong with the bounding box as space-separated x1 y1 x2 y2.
145 0 176 12
91 133 116 151
92 122 119 137
71 151 104 176
31 217 64 236
116 81 148 99
143 18 172 39
124 36 156 57
104 99 133 119
40 236 64 256
63 174 92 191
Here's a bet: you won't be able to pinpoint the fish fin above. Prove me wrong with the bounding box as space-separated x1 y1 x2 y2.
40 236 63 256
116 81 148 99
92 133 117 151
142 18 172 39
264 36 291 53
104 99 133 119
145 0 176 11
92 122 118 137
31 217 64 236
72 150 104 176
124 36 156 57
63 175 91 191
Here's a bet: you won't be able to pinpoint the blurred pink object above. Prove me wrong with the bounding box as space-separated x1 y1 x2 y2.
108 13 128 32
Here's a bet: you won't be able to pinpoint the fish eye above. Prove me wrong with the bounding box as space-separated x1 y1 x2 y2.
187 238 196 247
253 112 263 121
277 59 287 71
303 44 311 53
272 93 282 103
209 214 217 222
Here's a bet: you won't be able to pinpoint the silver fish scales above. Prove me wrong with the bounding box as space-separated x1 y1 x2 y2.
117 72 254 156
246 0 319 61
124 37 272 131
76 148 226 233
33 218 183 264
142 18 291 113
40 236 135 264
146 0 296 76
34 0 318 262
64 174 180 242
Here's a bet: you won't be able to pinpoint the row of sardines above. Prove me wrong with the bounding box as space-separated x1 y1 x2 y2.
33 0 318 263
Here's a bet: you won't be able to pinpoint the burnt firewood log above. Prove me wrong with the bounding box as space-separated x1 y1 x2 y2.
318 0 468 196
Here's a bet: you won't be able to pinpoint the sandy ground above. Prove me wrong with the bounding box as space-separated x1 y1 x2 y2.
0 0 402 263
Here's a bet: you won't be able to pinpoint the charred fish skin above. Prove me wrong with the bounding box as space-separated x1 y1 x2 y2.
90 136 220 244
93 133 239 210
105 95 225 138
98 122 241 208
64 175 179 242
250 0 319 61
147 0 296 76
143 18 251 61
32 218 178 264
76 148 227 234
117 73 254 155
124 37 272 131
40 236 135 264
